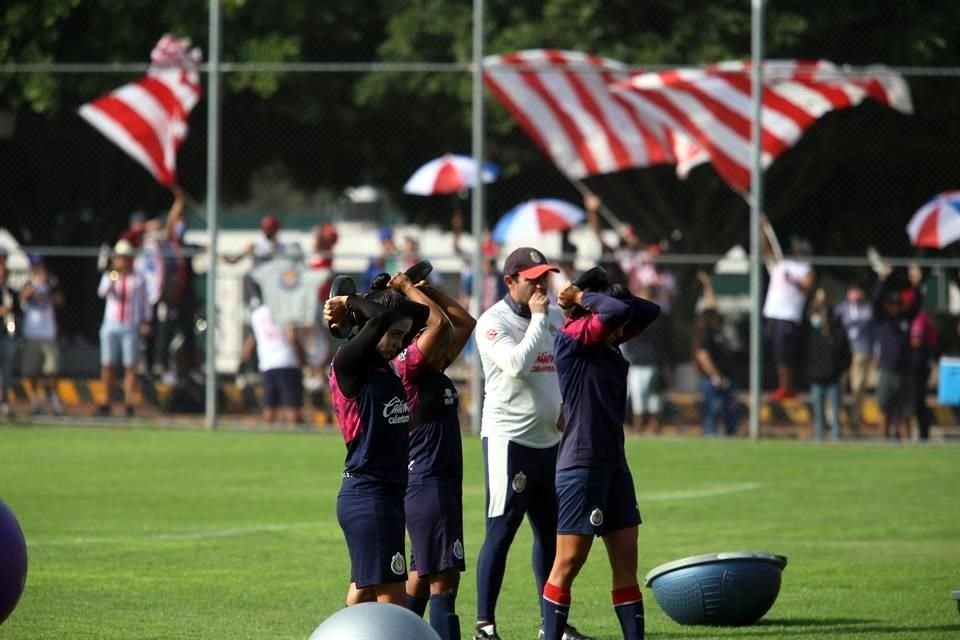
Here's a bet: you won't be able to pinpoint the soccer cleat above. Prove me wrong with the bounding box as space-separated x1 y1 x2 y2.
537 624 596 640
473 623 502 640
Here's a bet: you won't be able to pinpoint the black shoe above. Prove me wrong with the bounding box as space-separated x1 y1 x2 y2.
328 275 357 339
404 259 433 285
537 624 596 640
95 405 111 418
125 405 135 418
473 624 501 640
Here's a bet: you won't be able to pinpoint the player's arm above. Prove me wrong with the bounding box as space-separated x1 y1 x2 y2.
416 280 477 363
477 304 550 378
97 272 112 299
162 185 186 240
328 296 398 398
695 345 727 388
390 273 450 370
618 294 661 342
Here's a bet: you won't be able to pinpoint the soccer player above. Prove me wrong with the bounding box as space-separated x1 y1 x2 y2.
374 271 475 640
323 287 427 605
542 270 660 640
472 247 590 640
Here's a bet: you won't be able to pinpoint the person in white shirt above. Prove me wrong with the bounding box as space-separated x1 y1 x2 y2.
762 229 815 400
95 240 153 418
244 303 305 425
19 254 65 415
472 247 591 640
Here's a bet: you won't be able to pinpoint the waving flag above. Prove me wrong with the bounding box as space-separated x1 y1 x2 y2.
611 59 912 193
79 35 203 186
483 49 707 181
484 50 912 194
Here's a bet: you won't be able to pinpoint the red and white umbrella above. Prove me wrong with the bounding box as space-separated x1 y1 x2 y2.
492 199 585 244
403 153 500 196
906 190 960 249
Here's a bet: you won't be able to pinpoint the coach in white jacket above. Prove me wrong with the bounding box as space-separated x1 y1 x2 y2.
472 247 590 640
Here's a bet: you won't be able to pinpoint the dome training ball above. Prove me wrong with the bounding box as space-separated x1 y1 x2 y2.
309 602 441 640
0 499 28 625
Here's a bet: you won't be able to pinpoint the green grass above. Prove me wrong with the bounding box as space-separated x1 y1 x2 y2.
1 425 958 639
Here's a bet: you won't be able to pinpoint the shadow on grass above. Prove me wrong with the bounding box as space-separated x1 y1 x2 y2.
654 619 960 637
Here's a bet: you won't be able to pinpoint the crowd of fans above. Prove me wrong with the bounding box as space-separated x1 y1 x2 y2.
0 192 957 438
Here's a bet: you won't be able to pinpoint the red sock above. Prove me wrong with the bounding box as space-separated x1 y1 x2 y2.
543 581 571 606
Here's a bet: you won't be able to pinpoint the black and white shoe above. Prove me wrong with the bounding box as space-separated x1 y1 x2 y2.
537 624 595 640
473 623 502 640
404 259 433 285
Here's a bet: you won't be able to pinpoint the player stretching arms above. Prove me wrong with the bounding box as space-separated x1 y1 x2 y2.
473 247 591 640
324 289 427 605
541 269 659 640
371 271 475 640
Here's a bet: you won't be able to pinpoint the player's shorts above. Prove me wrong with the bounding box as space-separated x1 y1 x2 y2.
405 481 466 576
100 322 140 367
483 437 558 520
765 318 801 366
556 465 642 537
337 476 407 588
20 339 59 377
262 367 303 408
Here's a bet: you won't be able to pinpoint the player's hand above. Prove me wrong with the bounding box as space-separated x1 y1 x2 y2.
876 263 893 281
528 291 549 315
388 272 413 293
324 295 349 327
557 281 582 309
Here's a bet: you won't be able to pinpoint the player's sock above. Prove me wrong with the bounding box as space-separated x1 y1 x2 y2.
542 582 571 640
405 592 428 617
429 593 460 640
612 585 644 640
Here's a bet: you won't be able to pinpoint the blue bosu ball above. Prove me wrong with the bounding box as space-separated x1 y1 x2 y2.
0 499 28 625
645 552 787 626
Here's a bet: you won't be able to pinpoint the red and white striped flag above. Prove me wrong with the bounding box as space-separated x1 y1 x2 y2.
484 50 912 194
79 35 203 186
483 49 708 181
611 59 912 192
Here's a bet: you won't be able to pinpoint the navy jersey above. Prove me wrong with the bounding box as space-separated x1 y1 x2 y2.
331 355 411 489
555 291 660 470
395 340 463 485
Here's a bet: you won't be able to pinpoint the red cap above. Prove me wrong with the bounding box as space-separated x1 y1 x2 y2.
260 215 280 233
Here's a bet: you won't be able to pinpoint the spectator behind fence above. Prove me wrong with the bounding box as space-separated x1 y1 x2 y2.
905 266 939 441
306 222 339 405
584 193 648 293
243 302 305 425
693 271 739 437
361 227 400 291
1 249 19 419
620 283 671 433
872 265 922 441
95 240 152 418
805 295 851 441
762 221 815 401
19 254 65 416
833 283 874 433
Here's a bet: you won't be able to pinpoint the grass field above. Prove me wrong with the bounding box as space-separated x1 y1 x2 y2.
1 425 958 639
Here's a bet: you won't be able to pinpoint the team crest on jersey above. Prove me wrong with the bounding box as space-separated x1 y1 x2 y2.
453 539 464 560
390 552 406 575
512 471 527 493
443 387 457 406
590 508 604 527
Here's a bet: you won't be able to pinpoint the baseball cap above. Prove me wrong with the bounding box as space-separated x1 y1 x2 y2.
260 215 280 233
321 222 338 242
28 253 44 266
114 239 135 257
503 247 559 280
378 227 394 243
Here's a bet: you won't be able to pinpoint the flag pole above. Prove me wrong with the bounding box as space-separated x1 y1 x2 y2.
469 0 485 435
748 0 765 441
204 0 222 429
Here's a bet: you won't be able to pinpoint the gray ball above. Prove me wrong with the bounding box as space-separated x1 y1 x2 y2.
309 602 441 640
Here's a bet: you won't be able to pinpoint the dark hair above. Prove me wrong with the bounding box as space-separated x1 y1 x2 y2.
364 288 428 346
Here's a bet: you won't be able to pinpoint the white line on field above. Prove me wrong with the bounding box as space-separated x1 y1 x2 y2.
30 522 324 546
640 482 760 501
